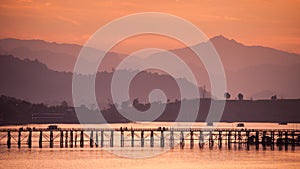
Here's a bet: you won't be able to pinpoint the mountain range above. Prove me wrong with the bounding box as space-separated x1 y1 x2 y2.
0 35 299 103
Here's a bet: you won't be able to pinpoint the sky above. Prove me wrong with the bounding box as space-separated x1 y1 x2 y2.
0 0 299 54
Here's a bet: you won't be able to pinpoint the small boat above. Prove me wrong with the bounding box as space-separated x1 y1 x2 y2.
236 123 245 127
207 122 213 126
278 122 288 125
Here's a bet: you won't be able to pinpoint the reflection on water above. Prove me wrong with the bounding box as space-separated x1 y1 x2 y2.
0 122 299 169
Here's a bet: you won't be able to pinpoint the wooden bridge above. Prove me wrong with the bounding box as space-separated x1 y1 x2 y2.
1 127 299 150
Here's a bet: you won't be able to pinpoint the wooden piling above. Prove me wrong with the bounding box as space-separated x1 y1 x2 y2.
284 131 288 151
39 131 43 148
28 130 32 148
180 131 185 149
218 131 222 149
80 131 84 148
262 131 266 150
199 131 204 149
160 130 164 148
255 131 259 150
7 130 11 148
100 130 104 148
110 130 114 147
228 131 231 150
65 131 68 148
18 130 21 148
60 131 63 148
50 131 53 148
209 131 213 149
170 130 174 149
95 131 99 147
131 130 134 147
141 130 144 148
70 131 73 148
190 130 194 149
150 130 154 147
90 130 94 148
246 131 250 150
271 131 274 150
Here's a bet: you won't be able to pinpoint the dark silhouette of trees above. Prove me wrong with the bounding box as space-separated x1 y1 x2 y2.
224 92 231 100
271 95 277 100
237 93 244 100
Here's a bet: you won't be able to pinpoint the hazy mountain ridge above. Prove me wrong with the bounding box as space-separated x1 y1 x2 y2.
0 36 299 99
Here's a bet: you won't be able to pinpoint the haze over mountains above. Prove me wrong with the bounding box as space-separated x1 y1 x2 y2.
0 35 299 105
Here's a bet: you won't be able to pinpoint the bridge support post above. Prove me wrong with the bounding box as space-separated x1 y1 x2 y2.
28 130 32 148
238 131 242 150
110 130 114 147
255 131 259 150
80 131 84 148
39 131 43 148
262 131 266 150
150 130 154 147
70 131 73 148
180 131 185 149
60 131 63 148
65 131 68 148
90 130 94 148
95 131 99 148
170 130 174 149
228 131 231 150
141 130 144 147
209 131 213 149
218 131 222 149
246 131 250 150
131 130 134 147
18 130 21 148
160 130 164 148
190 130 194 149
278 131 283 150
285 131 288 151
120 130 124 147
199 131 204 149
100 130 104 148
7 130 11 149
50 131 53 148
271 131 274 150
291 131 295 151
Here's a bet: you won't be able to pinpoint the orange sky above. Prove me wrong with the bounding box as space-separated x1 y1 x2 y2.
0 0 299 54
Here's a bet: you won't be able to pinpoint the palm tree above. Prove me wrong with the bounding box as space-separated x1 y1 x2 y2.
237 93 244 100
224 92 231 100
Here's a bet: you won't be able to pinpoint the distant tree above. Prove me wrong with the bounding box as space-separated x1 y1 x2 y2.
237 93 244 100
271 95 277 100
224 92 231 100
60 101 68 108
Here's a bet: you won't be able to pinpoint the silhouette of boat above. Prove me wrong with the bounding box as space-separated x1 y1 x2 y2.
236 123 245 127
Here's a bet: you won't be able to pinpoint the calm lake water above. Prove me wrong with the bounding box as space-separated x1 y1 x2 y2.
0 122 299 169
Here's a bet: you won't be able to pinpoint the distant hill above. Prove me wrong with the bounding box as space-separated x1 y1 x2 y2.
0 36 300 99
0 55 206 106
1 95 300 125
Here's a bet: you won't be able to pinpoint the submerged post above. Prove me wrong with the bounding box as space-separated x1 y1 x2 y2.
271 131 274 150
238 131 242 150
278 131 283 151
209 131 213 149
131 130 134 147
291 131 295 151
262 131 266 150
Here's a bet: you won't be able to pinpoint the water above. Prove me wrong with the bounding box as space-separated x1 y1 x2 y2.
0 122 300 169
